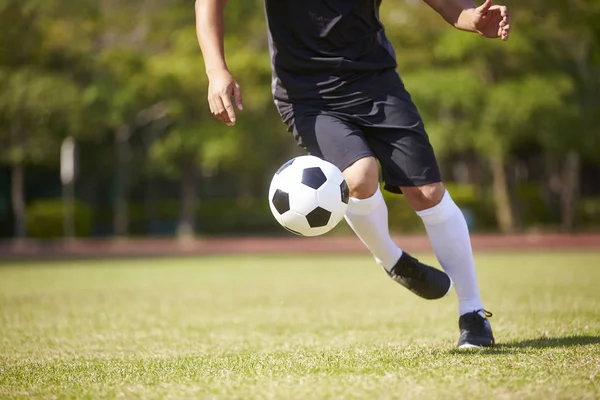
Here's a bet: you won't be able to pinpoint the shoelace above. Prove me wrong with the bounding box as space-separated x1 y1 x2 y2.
393 255 426 280
464 309 492 335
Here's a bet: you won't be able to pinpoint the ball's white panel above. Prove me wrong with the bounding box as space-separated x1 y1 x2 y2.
276 160 303 192
317 180 347 214
292 155 324 170
275 158 296 175
268 196 278 220
289 184 319 215
268 171 290 219
315 158 348 232
318 178 347 231
327 205 347 230
268 171 280 219
281 210 312 236
268 171 280 201
305 224 333 237
270 205 285 226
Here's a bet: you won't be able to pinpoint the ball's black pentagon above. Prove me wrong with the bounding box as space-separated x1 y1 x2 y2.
276 158 295 175
271 189 290 215
305 206 331 228
340 180 349 204
301 167 327 190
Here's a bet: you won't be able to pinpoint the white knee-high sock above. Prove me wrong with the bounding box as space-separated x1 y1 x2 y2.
344 188 403 271
416 191 484 315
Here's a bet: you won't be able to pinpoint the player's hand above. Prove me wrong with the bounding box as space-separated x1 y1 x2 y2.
471 0 511 41
207 69 243 126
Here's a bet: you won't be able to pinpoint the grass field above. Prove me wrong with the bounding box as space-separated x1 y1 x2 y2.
1 252 599 399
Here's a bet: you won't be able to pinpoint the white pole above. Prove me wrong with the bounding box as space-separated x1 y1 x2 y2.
60 137 77 240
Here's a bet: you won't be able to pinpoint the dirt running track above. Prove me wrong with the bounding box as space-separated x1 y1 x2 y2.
0 234 599 261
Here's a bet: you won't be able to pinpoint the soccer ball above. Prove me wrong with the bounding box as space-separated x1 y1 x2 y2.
268 155 350 236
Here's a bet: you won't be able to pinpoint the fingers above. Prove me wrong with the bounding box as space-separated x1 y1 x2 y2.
499 5 507 18
208 86 239 126
209 91 235 126
208 96 215 116
221 92 237 126
499 6 511 40
500 19 511 39
207 74 242 126
503 8 511 34
489 4 511 41
233 83 243 111
500 26 510 41
476 0 493 14
210 95 230 126
491 5 509 22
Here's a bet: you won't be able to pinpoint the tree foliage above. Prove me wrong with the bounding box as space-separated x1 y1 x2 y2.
1 0 599 237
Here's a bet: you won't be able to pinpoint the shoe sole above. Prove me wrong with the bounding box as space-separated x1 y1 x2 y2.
443 277 453 298
457 343 484 349
458 339 495 349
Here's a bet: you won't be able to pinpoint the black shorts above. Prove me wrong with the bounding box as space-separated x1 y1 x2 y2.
284 84 442 194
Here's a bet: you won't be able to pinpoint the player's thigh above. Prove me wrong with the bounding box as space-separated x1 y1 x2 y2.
290 109 375 171
359 88 441 196
290 110 379 198
365 122 442 199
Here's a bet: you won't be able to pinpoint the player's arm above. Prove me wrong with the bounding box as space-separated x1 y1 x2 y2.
422 0 511 41
195 0 243 126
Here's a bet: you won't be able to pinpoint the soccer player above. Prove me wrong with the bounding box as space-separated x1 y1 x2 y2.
196 0 511 348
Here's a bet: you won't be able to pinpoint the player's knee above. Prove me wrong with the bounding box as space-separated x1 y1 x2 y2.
402 182 445 211
347 176 379 199
343 157 380 199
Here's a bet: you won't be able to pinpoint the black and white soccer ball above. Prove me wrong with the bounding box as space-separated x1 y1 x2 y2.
268 155 350 237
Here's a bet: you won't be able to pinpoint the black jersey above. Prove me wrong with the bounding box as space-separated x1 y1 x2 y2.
264 0 403 120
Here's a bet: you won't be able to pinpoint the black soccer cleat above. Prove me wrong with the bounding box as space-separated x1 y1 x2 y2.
383 252 453 300
458 310 495 349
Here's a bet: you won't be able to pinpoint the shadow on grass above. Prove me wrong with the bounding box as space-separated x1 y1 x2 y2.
448 335 600 355
499 335 600 349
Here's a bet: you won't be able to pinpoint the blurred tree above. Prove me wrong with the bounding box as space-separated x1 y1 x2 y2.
382 0 591 233
0 0 98 238
526 0 600 231
74 0 181 237
147 22 241 240
85 50 166 237
0 69 81 238
1 0 598 239
145 0 293 239
404 51 573 232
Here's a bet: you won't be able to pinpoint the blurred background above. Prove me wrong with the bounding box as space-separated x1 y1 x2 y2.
0 0 599 242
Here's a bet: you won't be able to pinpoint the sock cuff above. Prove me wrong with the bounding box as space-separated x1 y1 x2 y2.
346 187 384 216
416 190 459 225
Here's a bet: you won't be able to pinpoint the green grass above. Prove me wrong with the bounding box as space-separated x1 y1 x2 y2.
1 252 600 399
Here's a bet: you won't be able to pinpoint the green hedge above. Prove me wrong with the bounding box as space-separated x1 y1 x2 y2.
444 183 497 231
26 199 94 238
383 183 497 233
25 190 600 238
91 199 282 236
513 183 556 227
578 197 600 229
383 191 424 234
196 199 282 235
